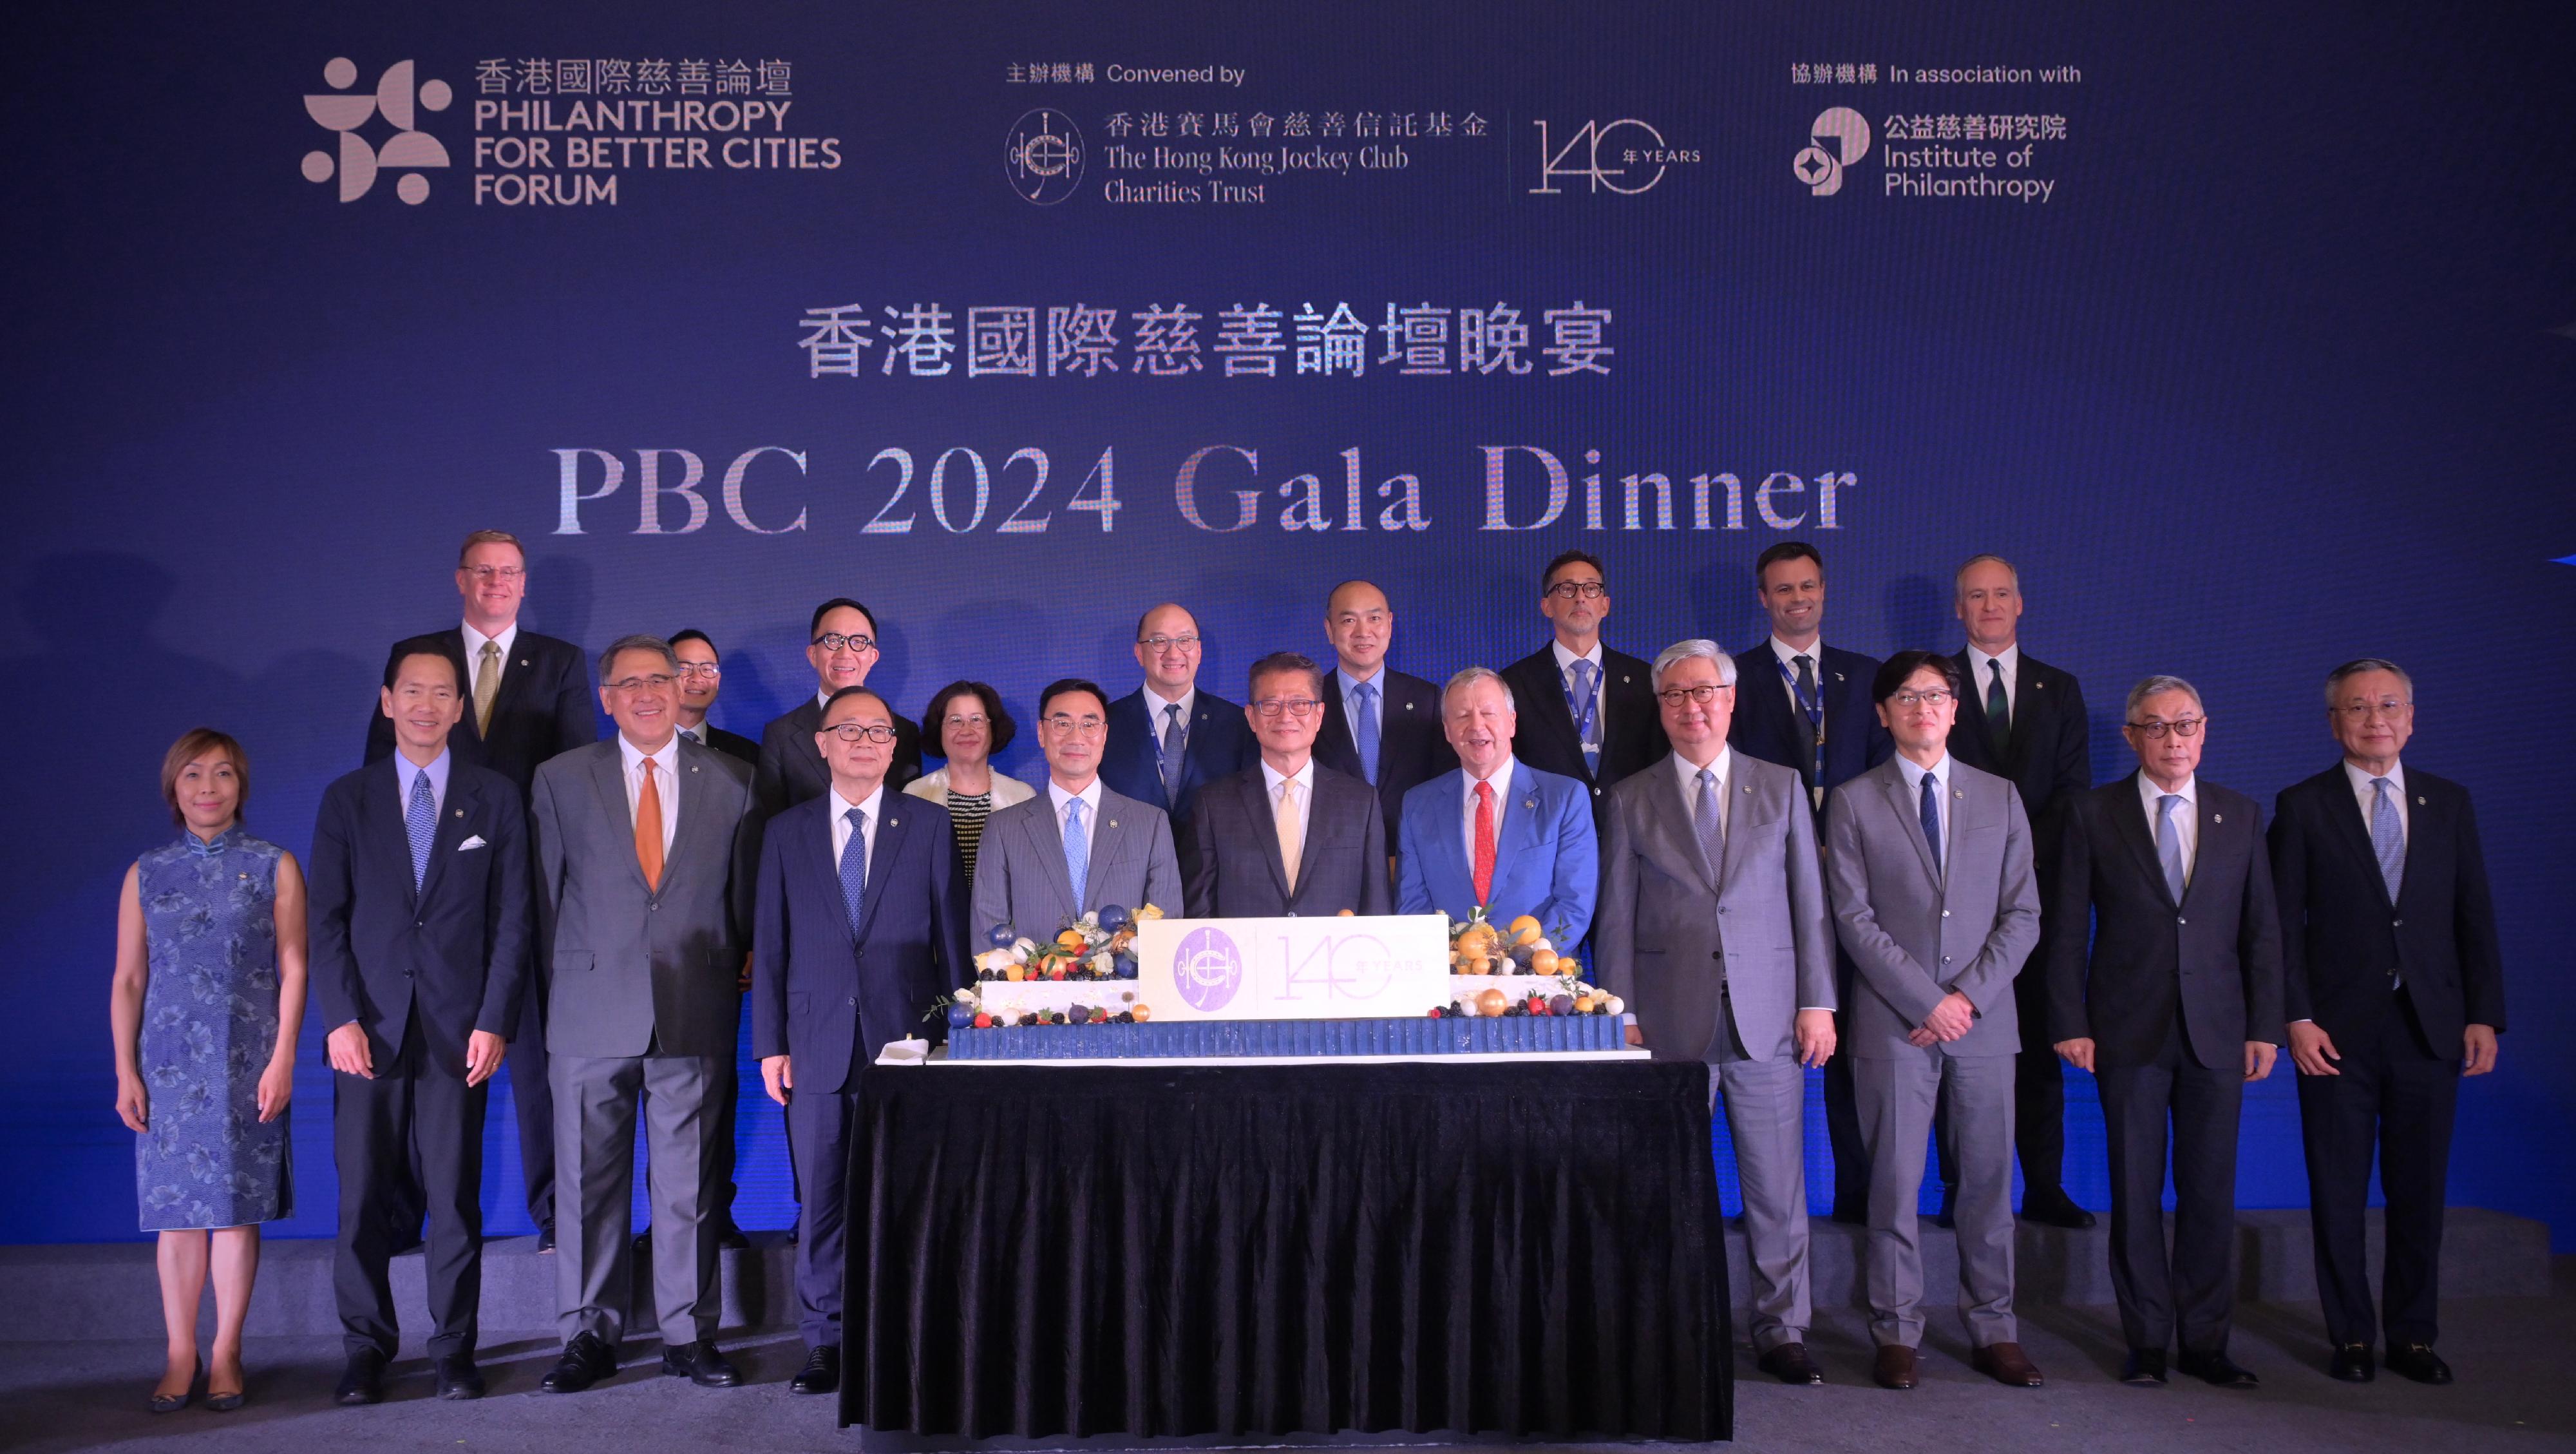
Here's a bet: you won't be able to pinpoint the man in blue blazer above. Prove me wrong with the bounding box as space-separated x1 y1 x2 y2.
1397 667 1596 949
312 638 531 1404
1099 602 1258 856
752 685 971 1399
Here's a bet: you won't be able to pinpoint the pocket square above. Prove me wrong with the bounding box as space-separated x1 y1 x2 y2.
458 835 488 851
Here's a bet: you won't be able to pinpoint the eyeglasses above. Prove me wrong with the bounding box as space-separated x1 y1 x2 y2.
605 673 676 693
1891 690 1955 709
1251 698 1323 719
824 722 897 744
812 632 876 654
464 566 525 583
1656 684 1729 706
1137 634 1200 653
675 662 721 680
1043 714 1107 736
2333 700 2410 722
1546 580 1607 600
2126 717 2205 739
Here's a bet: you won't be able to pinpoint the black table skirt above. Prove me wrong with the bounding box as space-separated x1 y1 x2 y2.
842 1060 1731 1442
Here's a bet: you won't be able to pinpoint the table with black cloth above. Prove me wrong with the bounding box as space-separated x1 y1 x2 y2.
841 1059 1731 1445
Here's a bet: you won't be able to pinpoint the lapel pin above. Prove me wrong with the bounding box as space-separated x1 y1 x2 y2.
454 808 464 818
2417 796 2427 806
1953 789 1964 799
889 817 900 827
1108 818 1119 829
518 658 529 667
1522 797 1537 811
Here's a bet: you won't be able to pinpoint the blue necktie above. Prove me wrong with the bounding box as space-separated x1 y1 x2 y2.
840 806 869 933
1918 770 1942 874
1568 660 1602 778
1063 796 1090 908
2155 792 2187 903
1159 703 1186 803
405 769 436 893
1692 766 1724 879
1352 681 1380 785
2370 778 2404 902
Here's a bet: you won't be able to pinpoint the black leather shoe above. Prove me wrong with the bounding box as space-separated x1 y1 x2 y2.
2021 1187 2098 1230
2329 1343 2375 1382
2119 1348 2168 1385
540 1332 616 1393
2385 1343 2452 1385
435 1354 486 1400
661 1341 741 1388
1873 1344 1918 1390
791 1344 842 1395
536 1219 556 1254
2177 1348 2259 1388
334 1348 388 1406
1757 1342 1824 1385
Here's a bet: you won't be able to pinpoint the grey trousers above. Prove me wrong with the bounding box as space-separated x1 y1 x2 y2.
1709 1031 1814 1352
1854 1048 2017 1349
552 1050 721 1350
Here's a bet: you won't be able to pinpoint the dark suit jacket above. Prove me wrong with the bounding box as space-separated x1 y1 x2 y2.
694 723 761 767
2268 763 2505 1051
1497 642 1669 819
754 696 923 820
1182 762 1390 917
308 756 533 1059
1947 648 2090 831
751 790 970 1095
1727 640 1891 808
363 627 596 799
1314 667 1456 845
2048 774 2284 1069
1099 687 1259 839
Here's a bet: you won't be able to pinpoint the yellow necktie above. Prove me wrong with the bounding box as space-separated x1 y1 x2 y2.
473 640 502 736
1275 778 1302 893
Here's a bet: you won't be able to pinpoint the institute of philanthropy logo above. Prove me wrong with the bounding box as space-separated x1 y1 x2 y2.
301 58 454 204
1792 106 1870 196
1173 926 1244 1013
1005 108 1084 204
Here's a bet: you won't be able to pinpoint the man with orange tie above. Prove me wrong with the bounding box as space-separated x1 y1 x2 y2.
530 636 762 1395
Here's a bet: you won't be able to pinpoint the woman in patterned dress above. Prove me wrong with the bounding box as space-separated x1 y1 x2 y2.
108 729 309 1413
903 680 1032 885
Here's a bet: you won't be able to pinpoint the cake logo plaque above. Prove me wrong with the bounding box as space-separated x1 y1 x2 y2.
1175 926 1245 1012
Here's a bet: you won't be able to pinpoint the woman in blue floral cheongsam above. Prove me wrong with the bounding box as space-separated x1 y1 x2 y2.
109 729 308 1413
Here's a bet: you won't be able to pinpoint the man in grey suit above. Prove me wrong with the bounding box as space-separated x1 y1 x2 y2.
530 636 762 1395
1824 650 2043 1392
974 678 1182 941
1182 652 1391 918
1596 640 1837 1386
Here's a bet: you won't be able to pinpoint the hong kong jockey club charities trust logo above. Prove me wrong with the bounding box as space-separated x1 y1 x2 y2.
1793 106 1870 196
1174 926 1244 1013
1006 108 1084 204
303 58 453 204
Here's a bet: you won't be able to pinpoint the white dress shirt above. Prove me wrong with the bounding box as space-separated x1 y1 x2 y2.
1258 756 1317 859
462 620 518 692
1048 778 1104 838
616 734 681 854
392 746 452 816
1892 752 1953 873
2343 759 2409 845
828 782 886 875
1669 746 1733 841
1966 642 2020 716
1336 667 1385 741
1459 756 1517 865
1551 640 1607 754
2137 770 2199 888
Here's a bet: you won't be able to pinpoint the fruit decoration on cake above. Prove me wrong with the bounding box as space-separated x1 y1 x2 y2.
1439 906 1622 1019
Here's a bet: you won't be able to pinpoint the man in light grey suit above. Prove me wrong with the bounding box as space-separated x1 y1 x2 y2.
1597 640 1837 1386
973 678 1182 941
1824 649 2043 1393
530 636 762 1395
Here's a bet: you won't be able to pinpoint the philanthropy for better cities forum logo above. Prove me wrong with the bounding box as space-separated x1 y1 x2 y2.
1006 108 1084 204
1792 106 1870 196
302 57 453 204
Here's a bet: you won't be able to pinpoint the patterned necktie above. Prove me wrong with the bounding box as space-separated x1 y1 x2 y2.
1986 658 2011 753
1471 780 1497 904
1790 655 1824 795
2155 792 2188 903
1159 702 1187 803
840 805 869 932
473 640 502 736
1352 682 1380 785
634 756 664 891
405 768 436 893
1918 769 1942 874
1567 660 1601 778
1063 796 1090 908
2369 777 2405 902
1275 778 1303 892
1693 767 1725 881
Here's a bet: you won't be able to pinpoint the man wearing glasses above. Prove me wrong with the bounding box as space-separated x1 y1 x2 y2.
1183 651 1391 918
755 598 923 821
1499 551 1669 824
976 680 1181 943
531 637 762 1395
364 528 598 1255
668 630 759 767
2047 677 2282 1390
2269 660 2503 1386
1823 651 2042 1392
1101 603 1257 857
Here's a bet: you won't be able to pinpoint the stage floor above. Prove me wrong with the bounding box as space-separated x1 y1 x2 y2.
9 1273 2573 1454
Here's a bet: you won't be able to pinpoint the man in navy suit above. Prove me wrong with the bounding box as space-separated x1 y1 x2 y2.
670 629 761 767
1397 667 1596 948
313 638 531 1404
362 528 595 1253
2271 658 2504 1386
1497 551 1669 824
1099 602 1258 858
1313 580 1457 850
1728 540 1891 1222
1185 653 1391 918
755 598 925 820
752 685 970 1398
